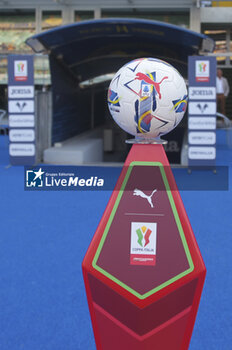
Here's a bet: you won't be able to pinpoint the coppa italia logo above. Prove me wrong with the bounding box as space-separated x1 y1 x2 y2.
14 60 28 81
195 60 210 82
198 62 207 72
136 226 152 247
130 222 157 266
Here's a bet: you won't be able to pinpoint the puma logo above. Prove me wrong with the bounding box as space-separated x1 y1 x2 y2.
135 73 168 99
133 188 157 208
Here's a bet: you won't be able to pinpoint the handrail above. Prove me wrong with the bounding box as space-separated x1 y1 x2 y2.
0 109 6 121
216 112 232 127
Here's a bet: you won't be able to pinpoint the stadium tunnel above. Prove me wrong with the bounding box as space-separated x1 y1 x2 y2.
27 18 214 164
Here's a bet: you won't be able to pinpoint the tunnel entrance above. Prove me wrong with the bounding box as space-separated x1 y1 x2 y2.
26 18 213 164
80 79 131 163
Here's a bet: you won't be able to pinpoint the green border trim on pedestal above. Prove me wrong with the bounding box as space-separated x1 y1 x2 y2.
92 162 194 300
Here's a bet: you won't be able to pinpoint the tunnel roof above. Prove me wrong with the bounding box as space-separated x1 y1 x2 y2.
26 18 214 81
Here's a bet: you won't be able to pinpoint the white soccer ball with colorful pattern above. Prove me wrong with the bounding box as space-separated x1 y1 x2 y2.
108 58 187 139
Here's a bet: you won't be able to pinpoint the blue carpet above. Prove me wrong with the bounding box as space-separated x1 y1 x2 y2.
0 133 231 350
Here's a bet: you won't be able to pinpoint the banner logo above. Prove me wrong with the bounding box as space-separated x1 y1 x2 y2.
8 86 34 99
188 117 216 130
130 222 157 266
14 60 28 81
188 147 216 160
8 100 34 113
9 114 35 128
188 101 216 115
189 87 216 100
188 131 216 145
195 60 210 82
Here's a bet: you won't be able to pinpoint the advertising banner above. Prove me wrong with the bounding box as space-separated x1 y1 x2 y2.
188 56 217 167
8 55 35 165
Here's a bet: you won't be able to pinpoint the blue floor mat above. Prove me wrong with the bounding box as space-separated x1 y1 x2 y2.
0 134 231 350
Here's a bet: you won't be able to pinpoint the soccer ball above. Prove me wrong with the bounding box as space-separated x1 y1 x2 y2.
107 58 187 140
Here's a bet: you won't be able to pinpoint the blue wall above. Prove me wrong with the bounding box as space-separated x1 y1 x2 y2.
49 56 92 144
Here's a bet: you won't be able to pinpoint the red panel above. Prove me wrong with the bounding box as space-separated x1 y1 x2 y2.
87 273 198 336
93 302 191 350
95 164 190 295
82 144 206 350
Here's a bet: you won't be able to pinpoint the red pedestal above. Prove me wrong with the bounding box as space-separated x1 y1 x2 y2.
82 144 206 350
